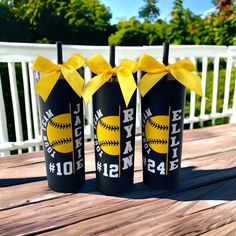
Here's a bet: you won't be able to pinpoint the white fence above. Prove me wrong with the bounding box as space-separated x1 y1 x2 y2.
0 42 235 156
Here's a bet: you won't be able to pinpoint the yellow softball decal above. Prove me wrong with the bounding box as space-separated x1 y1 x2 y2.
145 115 169 154
47 113 73 153
97 116 120 156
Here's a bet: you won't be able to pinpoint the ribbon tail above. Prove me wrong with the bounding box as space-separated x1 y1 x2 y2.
62 67 84 97
83 72 111 104
117 69 137 107
138 72 168 97
34 71 60 102
171 68 203 97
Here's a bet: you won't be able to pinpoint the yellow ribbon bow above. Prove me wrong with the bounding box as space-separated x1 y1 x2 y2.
32 54 85 101
83 54 138 107
138 54 203 97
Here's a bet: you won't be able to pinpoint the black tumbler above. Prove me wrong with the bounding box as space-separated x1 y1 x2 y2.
38 78 85 192
93 81 136 195
141 74 186 189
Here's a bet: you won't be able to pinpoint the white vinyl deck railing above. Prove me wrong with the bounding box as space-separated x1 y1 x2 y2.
0 42 235 156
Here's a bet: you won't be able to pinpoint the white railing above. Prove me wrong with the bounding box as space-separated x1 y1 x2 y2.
0 42 235 156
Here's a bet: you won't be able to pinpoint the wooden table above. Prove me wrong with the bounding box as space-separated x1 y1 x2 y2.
1 124 236 236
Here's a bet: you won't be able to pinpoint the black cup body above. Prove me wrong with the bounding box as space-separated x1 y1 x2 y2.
93 82 136 195
141 75 186 189
39 79 85 192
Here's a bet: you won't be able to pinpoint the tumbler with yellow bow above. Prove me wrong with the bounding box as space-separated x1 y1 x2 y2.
83 45 138 195
138 43 202 189
32 42 85 192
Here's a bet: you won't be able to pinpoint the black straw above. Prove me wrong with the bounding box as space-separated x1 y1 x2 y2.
109 45 115 67
162 42 169 66
56 41 63 64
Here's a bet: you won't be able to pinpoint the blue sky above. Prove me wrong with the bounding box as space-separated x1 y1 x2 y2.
100 0 215 24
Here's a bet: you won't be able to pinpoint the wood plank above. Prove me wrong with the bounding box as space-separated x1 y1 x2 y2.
1 147 236 211
183 124 236 142
201 221 236 236
0 124 235 236
94 201 236 236
1 124 234 165
0 151 44 168
182 132 236 160
0 153 95 187
0 124 234 168
0 140 95 167
33 178 236 235
1 130 236 187
0 149 236 235
0 172 96 211
0 162 46 186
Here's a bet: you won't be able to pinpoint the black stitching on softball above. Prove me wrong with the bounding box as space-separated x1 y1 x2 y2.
147 139 168 145
99 119 119 132
148 118 168 131
50 138 72 148
48 119 71 130
99 140 119 147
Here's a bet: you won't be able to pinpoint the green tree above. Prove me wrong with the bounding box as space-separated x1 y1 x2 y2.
65 0 113 44
200 0 236 45
1 0 235 46
167 0 201 44
109 18 149 45
10 0 72 43
212 0 234 15
108 17 167 46
0 2 31 42
139 0 160 22
214 0 236 45
0 0 113 45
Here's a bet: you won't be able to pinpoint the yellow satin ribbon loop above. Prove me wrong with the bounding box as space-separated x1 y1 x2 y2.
83 54 138 107
138 54 203 97
33 54 85 101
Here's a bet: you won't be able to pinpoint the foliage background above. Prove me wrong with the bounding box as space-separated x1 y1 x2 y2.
0 0 235 46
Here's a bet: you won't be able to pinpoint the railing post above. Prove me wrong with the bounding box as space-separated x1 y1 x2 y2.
22 62 33 152
230 60 236 124
189 57 197 129
211 57 220 126
0 74 9 157
84 66 93 140
8 62 23 154
28 62 41 150
200 57 208 126
223 56 233 114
